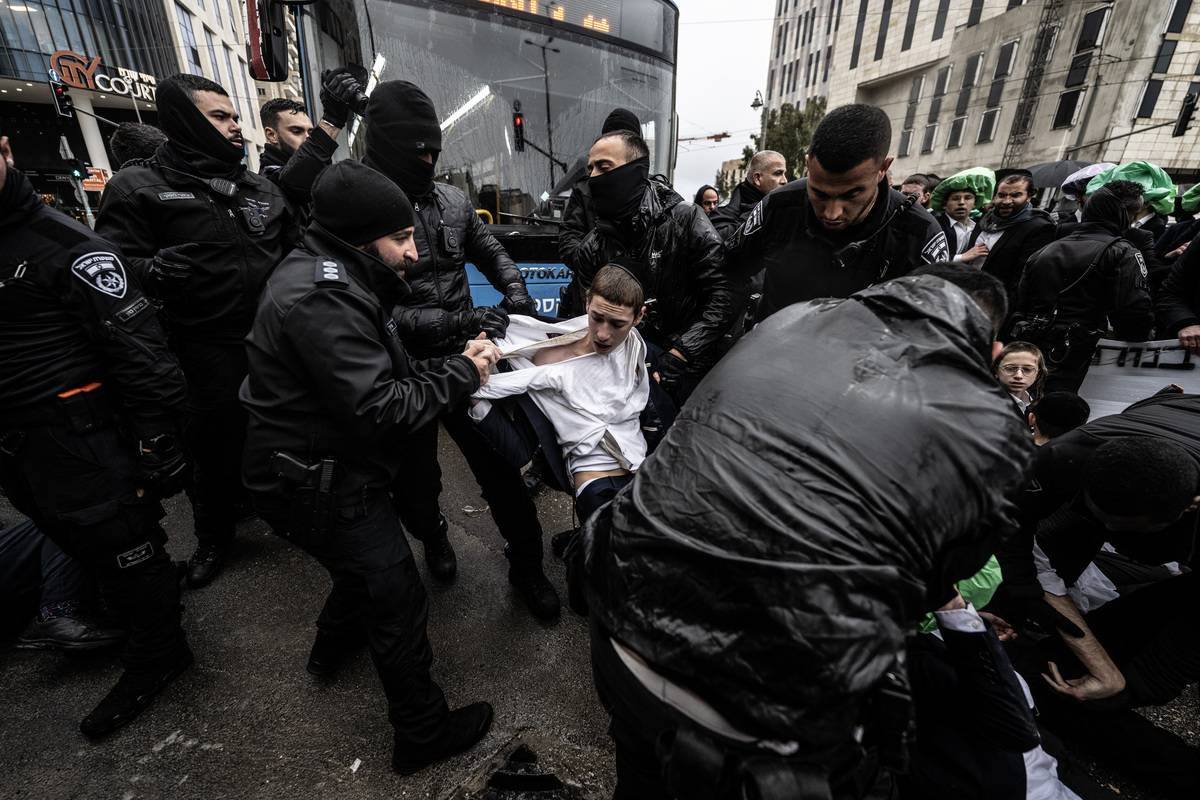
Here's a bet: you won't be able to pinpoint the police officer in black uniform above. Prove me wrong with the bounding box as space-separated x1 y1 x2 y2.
0 146 192 738
725 104 948 322
97 74 298 588
241 160 497 774
1012 184 1154 392
362 81 560 619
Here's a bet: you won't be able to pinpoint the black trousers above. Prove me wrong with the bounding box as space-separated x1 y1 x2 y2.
174 339 248 545
1014 572 1199 799
257 489 448 744
589 619 886 800
575 475 632 524
392 406 543 565
0 422 185 672
0 517 88 635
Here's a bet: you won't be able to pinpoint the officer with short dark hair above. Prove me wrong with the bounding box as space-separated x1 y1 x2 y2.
97 73 299 588
725 103 949 323
240 159 497 774
0 146 192 738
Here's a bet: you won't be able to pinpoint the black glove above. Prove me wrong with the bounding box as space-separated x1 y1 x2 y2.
653 349 687 393
147 245 196 299
319 67 365 128
501 282 538 316
137 433 190 499
455 306 510 340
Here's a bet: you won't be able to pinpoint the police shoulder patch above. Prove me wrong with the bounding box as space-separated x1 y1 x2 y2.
741 199 766 237
314 258 348 286
921 231 951 263
71 251 127 299
1133 250 1148 279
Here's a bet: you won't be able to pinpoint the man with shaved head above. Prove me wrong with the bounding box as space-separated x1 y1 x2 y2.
710 150 788 238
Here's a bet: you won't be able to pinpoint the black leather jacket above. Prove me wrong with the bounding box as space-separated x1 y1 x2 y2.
571 182 737 366
240 225 479 502
709 179 765 239
96 159 299 343
397 182 527 358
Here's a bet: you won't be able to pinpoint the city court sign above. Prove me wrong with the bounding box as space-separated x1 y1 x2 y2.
49 51 157 101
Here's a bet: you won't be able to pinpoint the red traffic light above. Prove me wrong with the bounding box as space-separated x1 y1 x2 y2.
48 78 74 118
512 112 526 152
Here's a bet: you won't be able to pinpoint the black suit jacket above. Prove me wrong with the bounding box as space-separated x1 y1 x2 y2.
967 210 1057 312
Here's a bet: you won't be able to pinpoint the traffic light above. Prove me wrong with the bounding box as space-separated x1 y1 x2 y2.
66 158 86 180
1173 92 1197 138
512 111 525 152
49 79 74 119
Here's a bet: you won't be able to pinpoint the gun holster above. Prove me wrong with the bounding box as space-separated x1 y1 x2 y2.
270 451 338 539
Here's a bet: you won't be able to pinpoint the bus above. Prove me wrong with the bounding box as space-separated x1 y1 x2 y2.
358 0 680 314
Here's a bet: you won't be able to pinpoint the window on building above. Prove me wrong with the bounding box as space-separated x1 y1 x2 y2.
204 28 221 83
903 75 924 131
995 40 1019 77
1007 0 1025 8
806 52 813 87
956 52 984 115
928 65 951 123
875 0 894 61
967 0 985 27
835 0 843 31
1152 39 1177 74
1052 89 1085 128
1167 0 1193 34
899 128 913 157
932 0 950 40
850 0 869 69
827 0 835 35
238 61 256 132
824 44 832 81
921 123 938 153
1065 53 1091 87
1076 7 1110 52
947 116 966 148
213 0 222 27
796 16 804 50
902 0 920 51
978 108 999 142
1137 79 1163 118
175 4 203 76
814 52 821 86
768 68 776 100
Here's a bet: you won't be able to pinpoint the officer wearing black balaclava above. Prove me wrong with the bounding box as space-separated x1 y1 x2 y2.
1012 184 1154 392
362 80 560 620
558 107 647 314
97 74 299 589
572 129 736 405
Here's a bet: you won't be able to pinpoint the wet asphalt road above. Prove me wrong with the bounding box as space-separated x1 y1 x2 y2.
1 432 1195 798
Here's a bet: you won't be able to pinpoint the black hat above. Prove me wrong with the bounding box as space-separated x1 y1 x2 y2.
602 108 640 134
996 167 1035 190
366 81 442 153
311 160 414 246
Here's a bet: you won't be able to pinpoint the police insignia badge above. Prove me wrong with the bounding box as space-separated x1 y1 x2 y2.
71 252 127 299
1134 250 1148 279
921 231 950 263
742 200 765 236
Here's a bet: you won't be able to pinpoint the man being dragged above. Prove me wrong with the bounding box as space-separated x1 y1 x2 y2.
469 265 668 524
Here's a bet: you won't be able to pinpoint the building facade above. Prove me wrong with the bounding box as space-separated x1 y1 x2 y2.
766 0 842 112
767 0 1200 183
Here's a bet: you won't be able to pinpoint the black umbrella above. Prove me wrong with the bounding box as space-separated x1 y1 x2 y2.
1027 160 1094 189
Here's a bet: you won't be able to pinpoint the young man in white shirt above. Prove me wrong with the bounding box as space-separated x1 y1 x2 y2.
470 265 662 522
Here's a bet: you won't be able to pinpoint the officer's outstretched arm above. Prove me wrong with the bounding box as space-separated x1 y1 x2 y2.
267 126 338 205
95 183 158 286
285 289 479 440
671 206 740 362
465 207 523 292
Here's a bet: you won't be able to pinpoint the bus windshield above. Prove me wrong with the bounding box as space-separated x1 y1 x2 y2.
365 0 677 224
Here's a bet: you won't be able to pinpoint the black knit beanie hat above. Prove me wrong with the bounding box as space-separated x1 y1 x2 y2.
311 160 415 246
602 108 641 134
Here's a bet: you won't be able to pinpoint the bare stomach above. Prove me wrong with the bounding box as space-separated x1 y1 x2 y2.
572 468 630 489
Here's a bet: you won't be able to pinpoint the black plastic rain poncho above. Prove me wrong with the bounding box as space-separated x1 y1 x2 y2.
578 275 1035 746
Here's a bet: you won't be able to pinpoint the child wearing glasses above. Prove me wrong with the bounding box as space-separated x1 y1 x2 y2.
993 341 1046 417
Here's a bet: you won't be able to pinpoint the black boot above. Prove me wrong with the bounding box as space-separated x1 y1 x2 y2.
17 611 125 651
392 702 494 775
508 562 561 620
186 539 230 589
306 630 367 680
420 515 457 583
79 646 193 739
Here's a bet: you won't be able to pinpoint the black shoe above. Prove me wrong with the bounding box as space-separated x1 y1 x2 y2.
17 614 125 651
79 647 193 739
186 539 230 589
509 564 561 620
306 631 366 680
421 515 457 583
392 702 494 775
550 528 579 560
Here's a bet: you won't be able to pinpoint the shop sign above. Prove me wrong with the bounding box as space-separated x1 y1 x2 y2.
50 51 157 101
81 168 108 192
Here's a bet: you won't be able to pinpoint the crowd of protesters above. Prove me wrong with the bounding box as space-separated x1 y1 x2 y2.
0 65 1197 800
